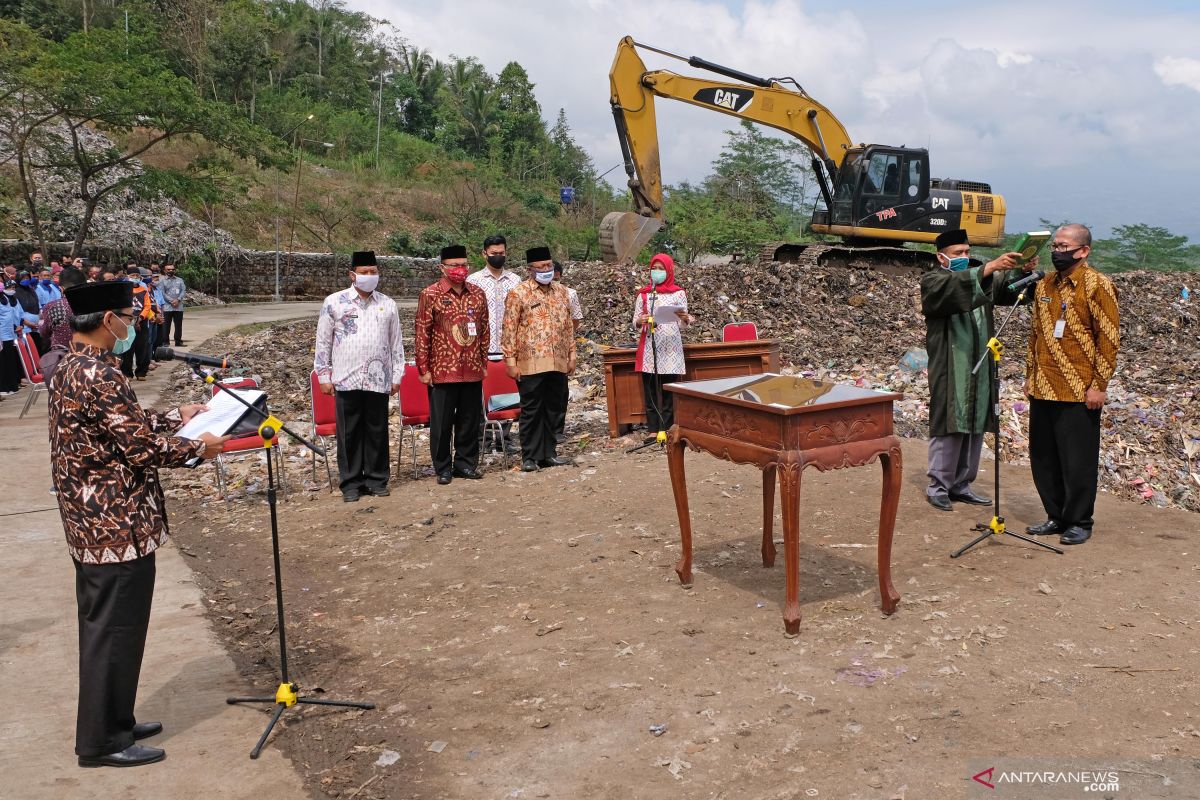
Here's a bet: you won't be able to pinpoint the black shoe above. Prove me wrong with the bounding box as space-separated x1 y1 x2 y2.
79 744 165 768
437 472 453 485
538 456 571 468
133 722 162 740
362 486 390 497
1025 519 1061 535
926 494 953 512
452 468 484 480
521 459 539 472
342 492 360 503
949 489 992 506
1059 526 1091 545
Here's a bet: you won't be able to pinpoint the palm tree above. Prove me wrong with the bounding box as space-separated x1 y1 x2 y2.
461 84 498 155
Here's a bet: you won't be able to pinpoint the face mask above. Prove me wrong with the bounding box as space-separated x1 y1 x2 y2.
353 273 380 292
3 289 14 296
942 256 969 272
106 315 136 355
486 254 506 268
41 278 52 287
20 278 33 287
1050 248 1081 271
444 266 468 284
534 270 555 285
650 268 668 286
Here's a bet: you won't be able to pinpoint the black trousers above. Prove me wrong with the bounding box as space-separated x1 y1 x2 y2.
641 372 682 433
429 381 482 475
1029 398 1101 530
517 371 567 462
335 389 390 494
0 339 20 392
554 375 570 439
74 553 156 757
163 311 183 345
120 323 150 377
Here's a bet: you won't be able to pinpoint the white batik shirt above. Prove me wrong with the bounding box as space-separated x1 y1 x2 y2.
314 287 405 393
467 268 522 354
633 289 688 375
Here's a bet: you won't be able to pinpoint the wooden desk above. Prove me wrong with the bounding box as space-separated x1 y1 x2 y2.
664 374 902 636
601 340 780 438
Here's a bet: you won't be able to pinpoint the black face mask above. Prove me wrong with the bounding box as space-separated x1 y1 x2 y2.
486 254 506 268
1050 248 1082 271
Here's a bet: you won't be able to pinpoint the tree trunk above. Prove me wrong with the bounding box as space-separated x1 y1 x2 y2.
72 198 99 258
15 148 46 252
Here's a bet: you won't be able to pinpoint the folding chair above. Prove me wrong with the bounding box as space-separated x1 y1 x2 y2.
210 378 288 502
482 359 521 468
16 334 47 419
721 322 759 342
396 364 431 479
309 370 336 491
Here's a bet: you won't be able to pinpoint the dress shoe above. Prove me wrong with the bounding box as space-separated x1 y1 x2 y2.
78 743 165 768
538 456 571 468
452 468 484 480
1059 526 1091 545
949 489 991 506
437 472 453 485
521 459 539 472
363 486 390 497
342 492 360 503
133 721 162 740
926 494 953 512
1025 519 1061 535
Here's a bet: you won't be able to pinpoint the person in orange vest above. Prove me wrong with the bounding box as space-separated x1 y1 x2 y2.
121 264 154 381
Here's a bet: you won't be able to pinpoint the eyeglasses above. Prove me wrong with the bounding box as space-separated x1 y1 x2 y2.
112 312 136 323
1049 243 1082 252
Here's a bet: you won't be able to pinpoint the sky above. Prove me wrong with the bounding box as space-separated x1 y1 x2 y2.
351 0 1200 240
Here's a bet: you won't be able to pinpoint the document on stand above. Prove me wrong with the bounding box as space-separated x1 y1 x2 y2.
176 388 265 440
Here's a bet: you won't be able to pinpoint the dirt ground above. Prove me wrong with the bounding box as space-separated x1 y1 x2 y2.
167 429 1200 799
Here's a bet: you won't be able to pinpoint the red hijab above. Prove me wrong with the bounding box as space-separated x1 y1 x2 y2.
638 253 682 295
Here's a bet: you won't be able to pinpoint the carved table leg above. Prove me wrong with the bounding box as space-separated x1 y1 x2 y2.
779 463 803 637
668 435 694 588
877 443 902 614
761 465 777 568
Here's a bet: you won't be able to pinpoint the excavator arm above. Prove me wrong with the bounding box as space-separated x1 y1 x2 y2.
601 36 856 262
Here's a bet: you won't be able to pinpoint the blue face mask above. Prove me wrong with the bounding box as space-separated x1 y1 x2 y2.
946 256 970 272
107 315 136 355
650 268 668 285
41 279 52 287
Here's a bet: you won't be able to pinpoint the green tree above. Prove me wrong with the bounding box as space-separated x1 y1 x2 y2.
708 120 813 218
493 61 546 167
1098 224 1199 272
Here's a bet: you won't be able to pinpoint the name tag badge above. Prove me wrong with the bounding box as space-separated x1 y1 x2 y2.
1053 319 1066 339
467 322 478 337
1039 297 1052 303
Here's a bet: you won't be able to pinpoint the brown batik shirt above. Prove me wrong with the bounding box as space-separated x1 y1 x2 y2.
414 279 489 383
49 341 203 564
501 280 576 376
1026 264 1120 403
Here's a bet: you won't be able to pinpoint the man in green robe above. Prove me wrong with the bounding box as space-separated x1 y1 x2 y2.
921 228 1035 511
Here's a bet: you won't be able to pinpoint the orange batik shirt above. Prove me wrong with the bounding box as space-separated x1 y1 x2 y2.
1026 264 1120 403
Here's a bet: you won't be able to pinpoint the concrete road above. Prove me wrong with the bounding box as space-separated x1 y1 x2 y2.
0 303 321 800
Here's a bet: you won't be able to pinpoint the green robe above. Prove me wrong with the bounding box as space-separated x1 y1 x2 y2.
920 266 1024 436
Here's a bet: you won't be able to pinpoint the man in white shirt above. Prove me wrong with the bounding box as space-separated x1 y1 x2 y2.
467 233 521 453
552 260 582 442
314 250 405 502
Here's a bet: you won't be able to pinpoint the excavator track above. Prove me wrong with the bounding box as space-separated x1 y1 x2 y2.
757 240 938 275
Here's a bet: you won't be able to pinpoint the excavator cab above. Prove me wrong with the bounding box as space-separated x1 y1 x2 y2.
824 146 931 240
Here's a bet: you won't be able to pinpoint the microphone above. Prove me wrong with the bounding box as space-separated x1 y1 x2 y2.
154 346 233 369
1007 270 1044 292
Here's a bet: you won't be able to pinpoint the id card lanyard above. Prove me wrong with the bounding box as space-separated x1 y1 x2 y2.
1053 301 1067 339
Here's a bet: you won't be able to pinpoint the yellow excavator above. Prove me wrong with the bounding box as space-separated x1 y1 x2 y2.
600 37 1007 271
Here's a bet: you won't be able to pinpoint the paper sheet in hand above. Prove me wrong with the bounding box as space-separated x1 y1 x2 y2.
176 388 266 440
652 304 685 325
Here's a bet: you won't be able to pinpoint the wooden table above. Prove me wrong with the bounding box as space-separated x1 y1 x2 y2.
664 374 902 636
601 340 780 438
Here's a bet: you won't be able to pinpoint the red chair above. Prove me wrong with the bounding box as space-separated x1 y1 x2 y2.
210 377 288 502
722 322 759 342
483 359 521 467
15 334 46 419
309 370 336 491
396 363 431 479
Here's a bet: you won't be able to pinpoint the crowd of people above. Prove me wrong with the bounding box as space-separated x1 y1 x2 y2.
0 251 187 395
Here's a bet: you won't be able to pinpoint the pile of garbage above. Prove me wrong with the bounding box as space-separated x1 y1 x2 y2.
564 260 1199 513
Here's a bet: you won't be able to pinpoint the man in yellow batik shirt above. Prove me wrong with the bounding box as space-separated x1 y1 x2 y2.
1023 223 1119 546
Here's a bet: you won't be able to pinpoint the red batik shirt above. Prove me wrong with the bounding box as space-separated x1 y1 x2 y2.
414 279 489 383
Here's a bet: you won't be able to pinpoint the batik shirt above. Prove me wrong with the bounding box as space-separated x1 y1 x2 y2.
314 287 405 393
466 268 521 354
49 341 203 563
414 279 489 383
38 297 73 349
633 289 688 375
1026 264 1120 402
567 286 583 323
501 280 576 375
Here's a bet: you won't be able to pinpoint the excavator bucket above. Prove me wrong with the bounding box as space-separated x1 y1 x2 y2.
598 212 663 263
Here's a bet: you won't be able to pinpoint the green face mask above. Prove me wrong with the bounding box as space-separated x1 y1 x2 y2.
107 314 136 355
650 269 668 286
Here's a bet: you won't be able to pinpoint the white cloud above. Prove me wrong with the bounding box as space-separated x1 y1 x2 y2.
1154 56 1200 92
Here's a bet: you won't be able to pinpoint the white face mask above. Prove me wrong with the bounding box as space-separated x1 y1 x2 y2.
533 270 555 285
353 273 379 292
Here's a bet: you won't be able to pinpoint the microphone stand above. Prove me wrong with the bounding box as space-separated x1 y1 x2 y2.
188 363 375 757
951 279 1063 558
628 287 669 453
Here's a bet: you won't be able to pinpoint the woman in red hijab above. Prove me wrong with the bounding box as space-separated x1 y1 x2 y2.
632 253 695 436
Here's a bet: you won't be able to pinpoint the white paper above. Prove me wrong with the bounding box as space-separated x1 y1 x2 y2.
652 303 685 324
176 388 265 440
